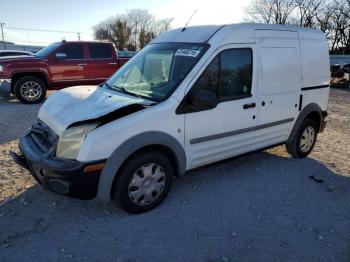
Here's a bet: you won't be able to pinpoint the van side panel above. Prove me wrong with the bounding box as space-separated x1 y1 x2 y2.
255 30 299 47
299 31 330 87
255 30 301 147
259 47 300 95
301 88 329 112
299 31 330 111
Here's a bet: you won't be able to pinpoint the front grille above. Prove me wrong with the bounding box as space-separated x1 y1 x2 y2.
26 121 58 154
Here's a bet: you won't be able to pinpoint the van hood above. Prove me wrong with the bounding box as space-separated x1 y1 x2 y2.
38 85 149 135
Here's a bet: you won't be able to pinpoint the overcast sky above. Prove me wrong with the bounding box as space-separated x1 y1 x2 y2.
0 0 250 46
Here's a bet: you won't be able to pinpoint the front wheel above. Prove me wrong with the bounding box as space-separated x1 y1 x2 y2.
14 76 47 104
112 151 173 213
286 118 318 158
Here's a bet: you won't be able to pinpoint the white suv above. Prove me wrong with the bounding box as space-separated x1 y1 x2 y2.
12 23 330 213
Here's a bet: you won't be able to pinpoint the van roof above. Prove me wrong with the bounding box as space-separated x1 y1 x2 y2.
153 23 324 45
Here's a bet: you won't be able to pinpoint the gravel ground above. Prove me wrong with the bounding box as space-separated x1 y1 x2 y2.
0 89 349 262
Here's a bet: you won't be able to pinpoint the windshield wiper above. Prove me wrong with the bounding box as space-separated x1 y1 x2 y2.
104 82 113 89
104 82 156 104
112 85 143 99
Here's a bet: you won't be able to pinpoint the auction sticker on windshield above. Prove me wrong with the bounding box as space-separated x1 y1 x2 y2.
175 49 201 57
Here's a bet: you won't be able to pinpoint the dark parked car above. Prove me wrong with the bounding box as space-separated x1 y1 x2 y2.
0 50 33 57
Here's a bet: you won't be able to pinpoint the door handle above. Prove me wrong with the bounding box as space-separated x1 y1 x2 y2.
109 62 117 65
78 63 87 66
243 102 256 109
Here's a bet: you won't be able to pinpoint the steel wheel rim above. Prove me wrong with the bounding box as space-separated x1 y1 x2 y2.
20 81 42 101
128 163 166 206
300 126 315 153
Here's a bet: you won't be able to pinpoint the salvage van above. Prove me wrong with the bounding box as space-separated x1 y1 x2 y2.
12 23 330 213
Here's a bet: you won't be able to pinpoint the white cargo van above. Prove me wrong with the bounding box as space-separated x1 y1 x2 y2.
12 23 330 213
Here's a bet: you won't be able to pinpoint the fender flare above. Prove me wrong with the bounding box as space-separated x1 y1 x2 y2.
10 70 50 86
96 131 186 202
287 103 322 143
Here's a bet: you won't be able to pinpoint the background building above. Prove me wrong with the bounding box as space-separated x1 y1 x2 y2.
0 41 43 52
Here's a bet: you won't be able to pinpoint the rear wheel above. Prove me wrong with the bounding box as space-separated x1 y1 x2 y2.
112 151 173 213
286 118 318 158
14 76 46 104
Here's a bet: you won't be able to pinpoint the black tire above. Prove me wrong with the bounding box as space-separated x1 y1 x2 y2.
14 76 47 104
286 118 318 158
112 151 173 213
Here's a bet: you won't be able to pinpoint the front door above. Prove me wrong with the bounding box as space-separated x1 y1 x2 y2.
180 45 259 169
50 43 89 87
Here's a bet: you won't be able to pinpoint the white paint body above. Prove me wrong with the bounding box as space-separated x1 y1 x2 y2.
38 23 330 171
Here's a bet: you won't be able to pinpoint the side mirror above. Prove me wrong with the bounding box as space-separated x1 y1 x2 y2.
190 88 217 109
55 53 67 59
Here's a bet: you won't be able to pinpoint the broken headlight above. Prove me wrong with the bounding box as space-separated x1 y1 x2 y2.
56 123 99 160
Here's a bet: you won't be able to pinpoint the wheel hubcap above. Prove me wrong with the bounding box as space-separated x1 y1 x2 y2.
300 126 315 153
128 163 166 206
20 81 42 101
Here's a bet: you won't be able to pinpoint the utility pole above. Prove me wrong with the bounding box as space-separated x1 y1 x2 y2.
77 32 81 41
135 21 137 50
0 23 6 49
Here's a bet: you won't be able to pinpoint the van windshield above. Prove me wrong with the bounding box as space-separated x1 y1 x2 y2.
105 42 208 102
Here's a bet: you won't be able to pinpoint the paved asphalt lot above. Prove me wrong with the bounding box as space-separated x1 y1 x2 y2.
0 89 349 262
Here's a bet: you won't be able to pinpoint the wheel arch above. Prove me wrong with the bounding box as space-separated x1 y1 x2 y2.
11 71 49 93
96 131 186 202
287 103 323 143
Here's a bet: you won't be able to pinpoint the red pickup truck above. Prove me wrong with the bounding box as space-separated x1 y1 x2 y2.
0 41 130 103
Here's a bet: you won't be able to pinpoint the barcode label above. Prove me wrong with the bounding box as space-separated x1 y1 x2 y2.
175 49 201 57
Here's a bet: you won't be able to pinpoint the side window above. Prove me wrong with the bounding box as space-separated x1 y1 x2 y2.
218 49 252 100
89 44 112 59
58 44 84 59
191 56 219 94
176 57 219 114
176 48 253 114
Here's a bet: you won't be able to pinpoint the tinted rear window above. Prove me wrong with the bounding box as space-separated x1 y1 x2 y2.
89 44 112 59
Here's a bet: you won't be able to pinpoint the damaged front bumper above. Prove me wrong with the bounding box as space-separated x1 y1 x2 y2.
11 123 105 199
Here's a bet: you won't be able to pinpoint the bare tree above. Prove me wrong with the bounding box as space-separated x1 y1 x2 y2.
111 19 133 50
94 19 116 45
295 0 324 27
139 29 154 49
315 3 332 39
245 0 350 54
151 18 173 36
322 0 350 53
93 9 173 50
245 0 297 24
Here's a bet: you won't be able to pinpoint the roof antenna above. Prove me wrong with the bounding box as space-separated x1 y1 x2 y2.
182 9 197 32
